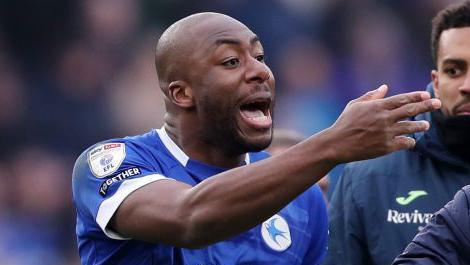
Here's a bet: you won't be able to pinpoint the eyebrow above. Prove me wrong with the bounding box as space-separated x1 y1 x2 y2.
441 58 467 67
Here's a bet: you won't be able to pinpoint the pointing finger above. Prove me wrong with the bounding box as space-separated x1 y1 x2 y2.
379 91 431 110
390 99 441 121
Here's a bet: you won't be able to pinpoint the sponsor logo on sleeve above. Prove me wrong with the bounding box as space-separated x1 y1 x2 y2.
88 143 126 178
99 167 141 197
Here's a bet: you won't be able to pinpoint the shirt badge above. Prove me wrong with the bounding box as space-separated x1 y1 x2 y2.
261 214 291 252
87 143 126 178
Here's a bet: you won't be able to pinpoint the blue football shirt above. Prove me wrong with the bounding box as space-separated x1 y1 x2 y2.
72 128 328 264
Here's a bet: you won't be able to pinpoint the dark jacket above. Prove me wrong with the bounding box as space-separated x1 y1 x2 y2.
324 86 470 265
392 185 470 265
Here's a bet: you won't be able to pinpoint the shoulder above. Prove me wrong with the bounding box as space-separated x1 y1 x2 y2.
72 131 173 205
72 131 174 240
461 185 470 197
71 131 156 189
432 186 470 239
443 185 470 218
73 130 169 180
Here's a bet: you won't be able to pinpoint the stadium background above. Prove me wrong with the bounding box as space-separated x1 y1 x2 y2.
0 0 454 264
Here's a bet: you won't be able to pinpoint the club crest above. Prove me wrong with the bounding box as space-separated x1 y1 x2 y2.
261 214 291 252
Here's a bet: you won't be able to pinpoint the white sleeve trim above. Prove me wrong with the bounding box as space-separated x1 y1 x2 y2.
96 173 169 240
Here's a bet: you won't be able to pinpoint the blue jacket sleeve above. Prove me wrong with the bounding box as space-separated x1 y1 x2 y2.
392 186 470 265
323 164 372 265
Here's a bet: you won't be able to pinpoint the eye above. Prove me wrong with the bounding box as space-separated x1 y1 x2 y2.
443 67 462 77
222 58 240 68
255 54 265 63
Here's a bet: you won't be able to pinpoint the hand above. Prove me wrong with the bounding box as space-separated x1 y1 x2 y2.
327 84 441 163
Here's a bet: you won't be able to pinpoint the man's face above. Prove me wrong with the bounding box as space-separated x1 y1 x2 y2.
432 27 470 117
186 16 275 154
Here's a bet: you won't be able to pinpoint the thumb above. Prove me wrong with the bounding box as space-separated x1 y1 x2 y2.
355 84 388 103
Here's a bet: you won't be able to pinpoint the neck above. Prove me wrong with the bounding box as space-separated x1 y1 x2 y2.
163 121 246 169
434 110 470 162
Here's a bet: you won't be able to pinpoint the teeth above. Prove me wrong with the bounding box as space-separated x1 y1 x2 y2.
252 116 268 121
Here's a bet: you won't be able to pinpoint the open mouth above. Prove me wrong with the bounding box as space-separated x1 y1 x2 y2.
456 103 470 115
239 98 272 130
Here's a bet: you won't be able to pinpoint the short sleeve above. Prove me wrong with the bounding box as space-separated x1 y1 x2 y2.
72 142 169 240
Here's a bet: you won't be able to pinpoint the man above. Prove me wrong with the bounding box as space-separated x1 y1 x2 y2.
72 12 440 264
325 2 470 265
393 185 470 264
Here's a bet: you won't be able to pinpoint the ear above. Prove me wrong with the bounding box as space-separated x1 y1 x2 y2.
168 81 195 108
431 69 440 99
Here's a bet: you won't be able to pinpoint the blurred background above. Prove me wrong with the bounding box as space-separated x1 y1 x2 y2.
0 0 456 264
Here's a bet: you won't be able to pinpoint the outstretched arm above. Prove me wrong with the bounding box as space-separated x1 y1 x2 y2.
111 85 441 248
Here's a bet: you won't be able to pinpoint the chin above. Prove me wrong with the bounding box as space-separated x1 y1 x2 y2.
240 130 273 152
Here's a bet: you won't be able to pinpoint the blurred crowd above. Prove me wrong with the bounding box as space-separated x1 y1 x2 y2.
0 0 455 264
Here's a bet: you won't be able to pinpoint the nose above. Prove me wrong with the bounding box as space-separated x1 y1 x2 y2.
245 56 271 83
461 70 470 95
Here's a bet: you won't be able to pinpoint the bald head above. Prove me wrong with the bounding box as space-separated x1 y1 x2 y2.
154 12 275 155
155 12 249 92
